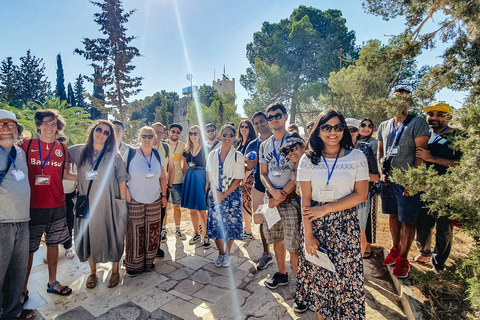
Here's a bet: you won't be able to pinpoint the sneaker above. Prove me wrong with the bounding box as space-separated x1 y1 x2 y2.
127 270 141 277
146 263 156 272
65 248 75 260
203 237 211 249
383 247 400 266
264 272 288 289
161 229 167 243
257 252 273 270
243 230 253 239
175 229 186 240
222 255 231 267
189 233 201 245
156 247 165 258
292 302 308 313
215 254 224 267
393 256 410 278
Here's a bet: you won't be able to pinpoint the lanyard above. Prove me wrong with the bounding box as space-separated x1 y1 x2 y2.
173 141 178 153
0 145 17 169
392 119 407 144
322 149 341 186
38 139 55 174
430 126 449 144
91 149 105 170
118 142 122 150
139 147 153 171
272 134 286 164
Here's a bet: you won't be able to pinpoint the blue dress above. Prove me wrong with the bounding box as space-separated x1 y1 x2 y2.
181 150 208 210
206 166 243 241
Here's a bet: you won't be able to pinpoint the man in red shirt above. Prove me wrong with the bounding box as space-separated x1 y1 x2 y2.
20 109 75 300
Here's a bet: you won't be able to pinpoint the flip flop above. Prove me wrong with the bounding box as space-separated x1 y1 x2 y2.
86 274 97 289
363 249 374 259
46 281 72 296
20 291 29 306
11 308 36 319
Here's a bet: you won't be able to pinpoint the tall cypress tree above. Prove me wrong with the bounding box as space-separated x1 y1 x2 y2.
67 82 76 107
55 54 67 101
75 0 142 122
74 74 87 111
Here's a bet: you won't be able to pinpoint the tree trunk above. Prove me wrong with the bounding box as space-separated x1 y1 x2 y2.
290 73 301 124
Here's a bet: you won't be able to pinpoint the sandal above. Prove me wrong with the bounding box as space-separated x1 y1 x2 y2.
11 308 36 319
86 274 97 289
363 249 374 259
107 272 120 288
46 281 72 296
413 254 431 264
20 291 29 306
64 249 75 260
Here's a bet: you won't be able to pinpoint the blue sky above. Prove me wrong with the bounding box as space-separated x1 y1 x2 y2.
0 0 465 116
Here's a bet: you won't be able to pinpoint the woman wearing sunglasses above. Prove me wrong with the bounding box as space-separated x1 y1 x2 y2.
68 120 127 289
205 124 245 267
295 109 369 319
181 125 209 247
236 120 256 238
279 134 306 190
358 118 378 157
123 126 167 277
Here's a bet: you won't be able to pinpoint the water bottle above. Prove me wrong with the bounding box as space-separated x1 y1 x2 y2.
247 151 257 173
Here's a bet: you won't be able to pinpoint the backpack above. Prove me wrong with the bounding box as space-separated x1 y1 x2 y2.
126 147 162 174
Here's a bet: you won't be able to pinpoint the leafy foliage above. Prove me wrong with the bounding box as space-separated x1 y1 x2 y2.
74 74 87 112
187 94 241 130
130 90 179 126
67 83 75 107
0 57 19 102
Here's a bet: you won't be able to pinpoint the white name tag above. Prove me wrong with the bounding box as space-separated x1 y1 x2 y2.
86 171 99 181
271 171 281 177
12 169 26 181
390 146 399 156
35 174 51 185
188 162 195 168
318 190 335 201
145 173 155 179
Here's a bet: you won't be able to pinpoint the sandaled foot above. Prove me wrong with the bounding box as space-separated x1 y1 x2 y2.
107 272 120 288
12 308 36 319
46 281 72 296
20 291 29 306
413 254 431 264
363 249 374 259
86 274 97 289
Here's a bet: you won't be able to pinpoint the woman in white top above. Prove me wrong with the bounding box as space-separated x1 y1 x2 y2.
205 124 245 268
295 109 369 320
124 126 167 277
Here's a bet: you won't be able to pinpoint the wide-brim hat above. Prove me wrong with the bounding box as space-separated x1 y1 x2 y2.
423 102 453 114
345 118 360 129
0 109 18 122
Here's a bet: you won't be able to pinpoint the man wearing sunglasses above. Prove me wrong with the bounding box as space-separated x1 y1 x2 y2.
112 120 130 158
205 123 222 154
19 109 77 301
259 102 305 312
377 87 429 279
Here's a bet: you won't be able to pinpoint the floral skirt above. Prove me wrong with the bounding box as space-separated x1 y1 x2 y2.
242 174 254 215
206 186 243 242
295 203 365 319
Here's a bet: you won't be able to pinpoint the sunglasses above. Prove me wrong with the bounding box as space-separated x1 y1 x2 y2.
0 122 17 129
267 113 285 122
222 133 234 138
141 135 154 139
206 129 215 133
94 127 111 137
360 123 374 129
240 125 249 129
349 128 359 133
281 144 299 156
320 123 345 133
307 124 314 129
189 132 199 136
170 129 180 134
155 130 164 135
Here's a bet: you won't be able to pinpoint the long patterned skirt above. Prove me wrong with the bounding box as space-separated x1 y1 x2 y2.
242 174 254 216
295 203 365 319
125 197 162 273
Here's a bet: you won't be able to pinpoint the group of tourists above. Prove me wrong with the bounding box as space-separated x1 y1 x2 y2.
0 86 461 319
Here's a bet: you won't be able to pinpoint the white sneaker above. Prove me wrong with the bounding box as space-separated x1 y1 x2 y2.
215 255 224 267
222 255 231 267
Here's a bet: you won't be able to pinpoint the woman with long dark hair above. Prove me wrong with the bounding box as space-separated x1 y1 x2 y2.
295 109 369 319
68 120 127 289
236 120 256 238
357 117 378 157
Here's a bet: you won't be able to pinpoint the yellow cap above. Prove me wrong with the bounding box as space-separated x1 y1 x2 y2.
423 102 453 114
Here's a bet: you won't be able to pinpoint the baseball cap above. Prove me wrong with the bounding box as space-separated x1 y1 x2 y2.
423 102 453 115
345 118 360 129
0 109 18 122
279 134 305 154
170 123 183 132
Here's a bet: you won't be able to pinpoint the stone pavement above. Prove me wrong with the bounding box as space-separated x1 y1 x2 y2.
24 222 406 319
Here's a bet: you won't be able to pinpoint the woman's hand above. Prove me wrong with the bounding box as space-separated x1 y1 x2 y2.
302 205 327 222
268 198 281 208
304 235 320 257
126 189 132 203
161 197 167 208
215 190 224 202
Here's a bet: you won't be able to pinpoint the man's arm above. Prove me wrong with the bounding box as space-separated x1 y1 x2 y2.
167 157 175 187
260 163 286 202
414 135 429 168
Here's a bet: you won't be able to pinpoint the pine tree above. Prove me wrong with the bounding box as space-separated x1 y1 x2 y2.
67 83 75 107
0 57 19 102
90 68 106 120
74 74 87 111
17 50 50 104
75 0 142 122
55 54 67 101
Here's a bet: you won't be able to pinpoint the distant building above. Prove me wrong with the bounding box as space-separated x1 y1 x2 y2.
213 75 235 98
172 94 192 143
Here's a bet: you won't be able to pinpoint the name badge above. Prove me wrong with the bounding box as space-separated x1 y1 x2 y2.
86 171 99 181
318 190 335 201
35 174 51 185
145 173 155 179
220 174 227 180
271 171 281 178
12 169 26 181
188 162 196 168
390 146 399 156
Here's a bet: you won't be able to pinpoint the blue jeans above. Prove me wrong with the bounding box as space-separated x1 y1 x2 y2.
0 222 29 320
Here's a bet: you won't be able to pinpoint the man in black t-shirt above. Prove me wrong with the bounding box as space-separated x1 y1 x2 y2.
414 102 462 272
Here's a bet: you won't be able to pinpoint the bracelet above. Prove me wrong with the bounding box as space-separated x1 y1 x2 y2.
167 185 172 189
162 195 167 198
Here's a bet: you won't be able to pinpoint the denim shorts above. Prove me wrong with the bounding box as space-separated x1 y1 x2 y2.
170 184 182 206
357 191 370 231
380 182 420 223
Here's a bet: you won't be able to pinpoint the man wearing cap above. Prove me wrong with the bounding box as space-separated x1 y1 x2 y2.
414 102 462 272
377 87 429 278
205 123 221 154
0 110 36 320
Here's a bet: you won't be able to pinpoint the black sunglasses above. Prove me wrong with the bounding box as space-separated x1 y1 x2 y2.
267 113 285 122
206 129 215 133
281 144 299 156
240 125 249 129
189 132 199 136
141 135 154 139
349 127 359 133
360 123 374 129
222 133 234 138
170 129 181 134
307 124 314 129
320 123 345 133
95 127 111 137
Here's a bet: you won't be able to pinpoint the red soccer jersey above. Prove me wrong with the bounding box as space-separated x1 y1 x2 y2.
19 138 69 209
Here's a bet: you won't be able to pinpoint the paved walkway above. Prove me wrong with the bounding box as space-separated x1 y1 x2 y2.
25 222 406 319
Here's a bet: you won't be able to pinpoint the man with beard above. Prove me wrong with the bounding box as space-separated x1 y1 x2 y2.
205 123 221 153
414 102 462 272
0 110 36 320
377 88 429 278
